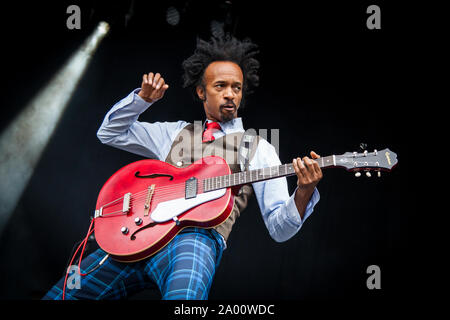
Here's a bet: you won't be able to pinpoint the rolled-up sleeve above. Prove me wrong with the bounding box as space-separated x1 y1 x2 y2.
251 139 320 242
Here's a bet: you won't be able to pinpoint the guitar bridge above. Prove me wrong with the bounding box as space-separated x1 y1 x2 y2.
144 185 155 216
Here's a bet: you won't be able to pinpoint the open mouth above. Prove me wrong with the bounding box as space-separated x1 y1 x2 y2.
222 104 235 111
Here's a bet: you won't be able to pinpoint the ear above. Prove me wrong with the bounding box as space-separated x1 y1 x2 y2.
196 85 206 101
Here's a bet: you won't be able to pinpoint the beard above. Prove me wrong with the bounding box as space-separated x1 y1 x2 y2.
219 102 237 122
220 110 235 122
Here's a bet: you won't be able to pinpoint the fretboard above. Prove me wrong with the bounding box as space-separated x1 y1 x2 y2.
203 155 338 192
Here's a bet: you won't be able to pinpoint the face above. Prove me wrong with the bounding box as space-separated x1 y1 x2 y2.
196 61 243 123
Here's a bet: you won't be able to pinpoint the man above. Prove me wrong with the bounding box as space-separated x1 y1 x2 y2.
43 36 322 300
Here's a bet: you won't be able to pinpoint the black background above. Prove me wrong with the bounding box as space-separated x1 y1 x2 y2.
0 0 426 304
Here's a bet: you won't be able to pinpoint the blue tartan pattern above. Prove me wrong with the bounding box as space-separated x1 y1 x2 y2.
42 227 224 300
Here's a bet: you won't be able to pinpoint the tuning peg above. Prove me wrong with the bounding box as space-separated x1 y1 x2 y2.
377 171 381 178
355 172 361 177
366 171 372 177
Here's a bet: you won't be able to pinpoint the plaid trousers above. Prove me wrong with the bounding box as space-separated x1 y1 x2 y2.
42 227 224 300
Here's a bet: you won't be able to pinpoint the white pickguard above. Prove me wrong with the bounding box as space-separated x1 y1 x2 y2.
150 189 227 223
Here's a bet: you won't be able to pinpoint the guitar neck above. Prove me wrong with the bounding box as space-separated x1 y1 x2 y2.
203 155 338 192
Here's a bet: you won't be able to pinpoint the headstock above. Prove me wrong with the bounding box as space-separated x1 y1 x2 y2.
336 148 398 177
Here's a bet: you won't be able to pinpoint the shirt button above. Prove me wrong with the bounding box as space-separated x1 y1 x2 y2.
176 161 183 167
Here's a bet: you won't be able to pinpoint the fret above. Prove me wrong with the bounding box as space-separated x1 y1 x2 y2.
201 149 397 192
204 161 301 191
322 156 334 168
273 165 279 177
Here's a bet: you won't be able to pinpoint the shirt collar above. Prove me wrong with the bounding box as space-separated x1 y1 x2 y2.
204 117 244 134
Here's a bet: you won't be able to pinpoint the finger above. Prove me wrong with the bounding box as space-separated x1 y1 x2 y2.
303 157 316 174
310 151 321 159
296 157 307 178
143 73 148 84
311 160 322 176
307 153 321 175
156 77 165 90
153 73 161 88
148 72 154 86
159 84 169 96
292 158 304 178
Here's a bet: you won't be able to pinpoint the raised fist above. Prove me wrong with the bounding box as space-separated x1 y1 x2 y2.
138 72 169 103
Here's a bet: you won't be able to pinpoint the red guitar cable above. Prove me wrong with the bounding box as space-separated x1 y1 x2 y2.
62 218 94 300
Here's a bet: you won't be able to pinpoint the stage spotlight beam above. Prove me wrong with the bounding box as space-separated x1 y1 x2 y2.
0 22 110 235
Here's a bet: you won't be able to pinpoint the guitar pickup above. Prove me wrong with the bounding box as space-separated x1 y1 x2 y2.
185 177 198 199
123 192 131 213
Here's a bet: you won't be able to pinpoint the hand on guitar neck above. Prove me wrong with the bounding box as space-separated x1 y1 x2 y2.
292 151 323 220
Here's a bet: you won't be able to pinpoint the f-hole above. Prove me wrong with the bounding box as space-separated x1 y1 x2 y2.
134 172 174 180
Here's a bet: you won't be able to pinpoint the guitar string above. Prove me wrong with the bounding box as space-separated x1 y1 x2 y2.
120 162 302 201
101 156 375 205
97 164 298 210
99 188 199 215
97 159 374 213
99 173 248 210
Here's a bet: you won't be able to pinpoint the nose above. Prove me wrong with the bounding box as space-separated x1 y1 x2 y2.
223 86 235 100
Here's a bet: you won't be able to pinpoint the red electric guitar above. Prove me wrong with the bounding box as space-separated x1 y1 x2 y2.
94 148 398 262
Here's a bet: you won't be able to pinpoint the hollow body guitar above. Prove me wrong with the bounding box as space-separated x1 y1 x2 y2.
94 149 397 262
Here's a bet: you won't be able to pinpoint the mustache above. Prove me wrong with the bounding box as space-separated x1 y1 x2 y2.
220 101 237 108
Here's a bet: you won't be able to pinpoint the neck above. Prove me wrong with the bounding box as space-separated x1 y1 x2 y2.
203 155 337 192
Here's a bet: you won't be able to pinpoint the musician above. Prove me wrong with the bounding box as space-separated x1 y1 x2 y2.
43 36 322 300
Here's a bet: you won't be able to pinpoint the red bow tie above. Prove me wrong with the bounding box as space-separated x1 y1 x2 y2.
202 121 221 142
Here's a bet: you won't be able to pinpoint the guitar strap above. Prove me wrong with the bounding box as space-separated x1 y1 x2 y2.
237 129 258 172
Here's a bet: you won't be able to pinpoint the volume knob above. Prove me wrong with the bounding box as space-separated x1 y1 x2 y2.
134 217 143 225
121 227 129 235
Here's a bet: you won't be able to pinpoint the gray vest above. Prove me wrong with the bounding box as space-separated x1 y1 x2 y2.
164 122 260 241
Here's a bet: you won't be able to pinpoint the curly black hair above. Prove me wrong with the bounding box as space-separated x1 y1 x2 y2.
182 35 260 108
